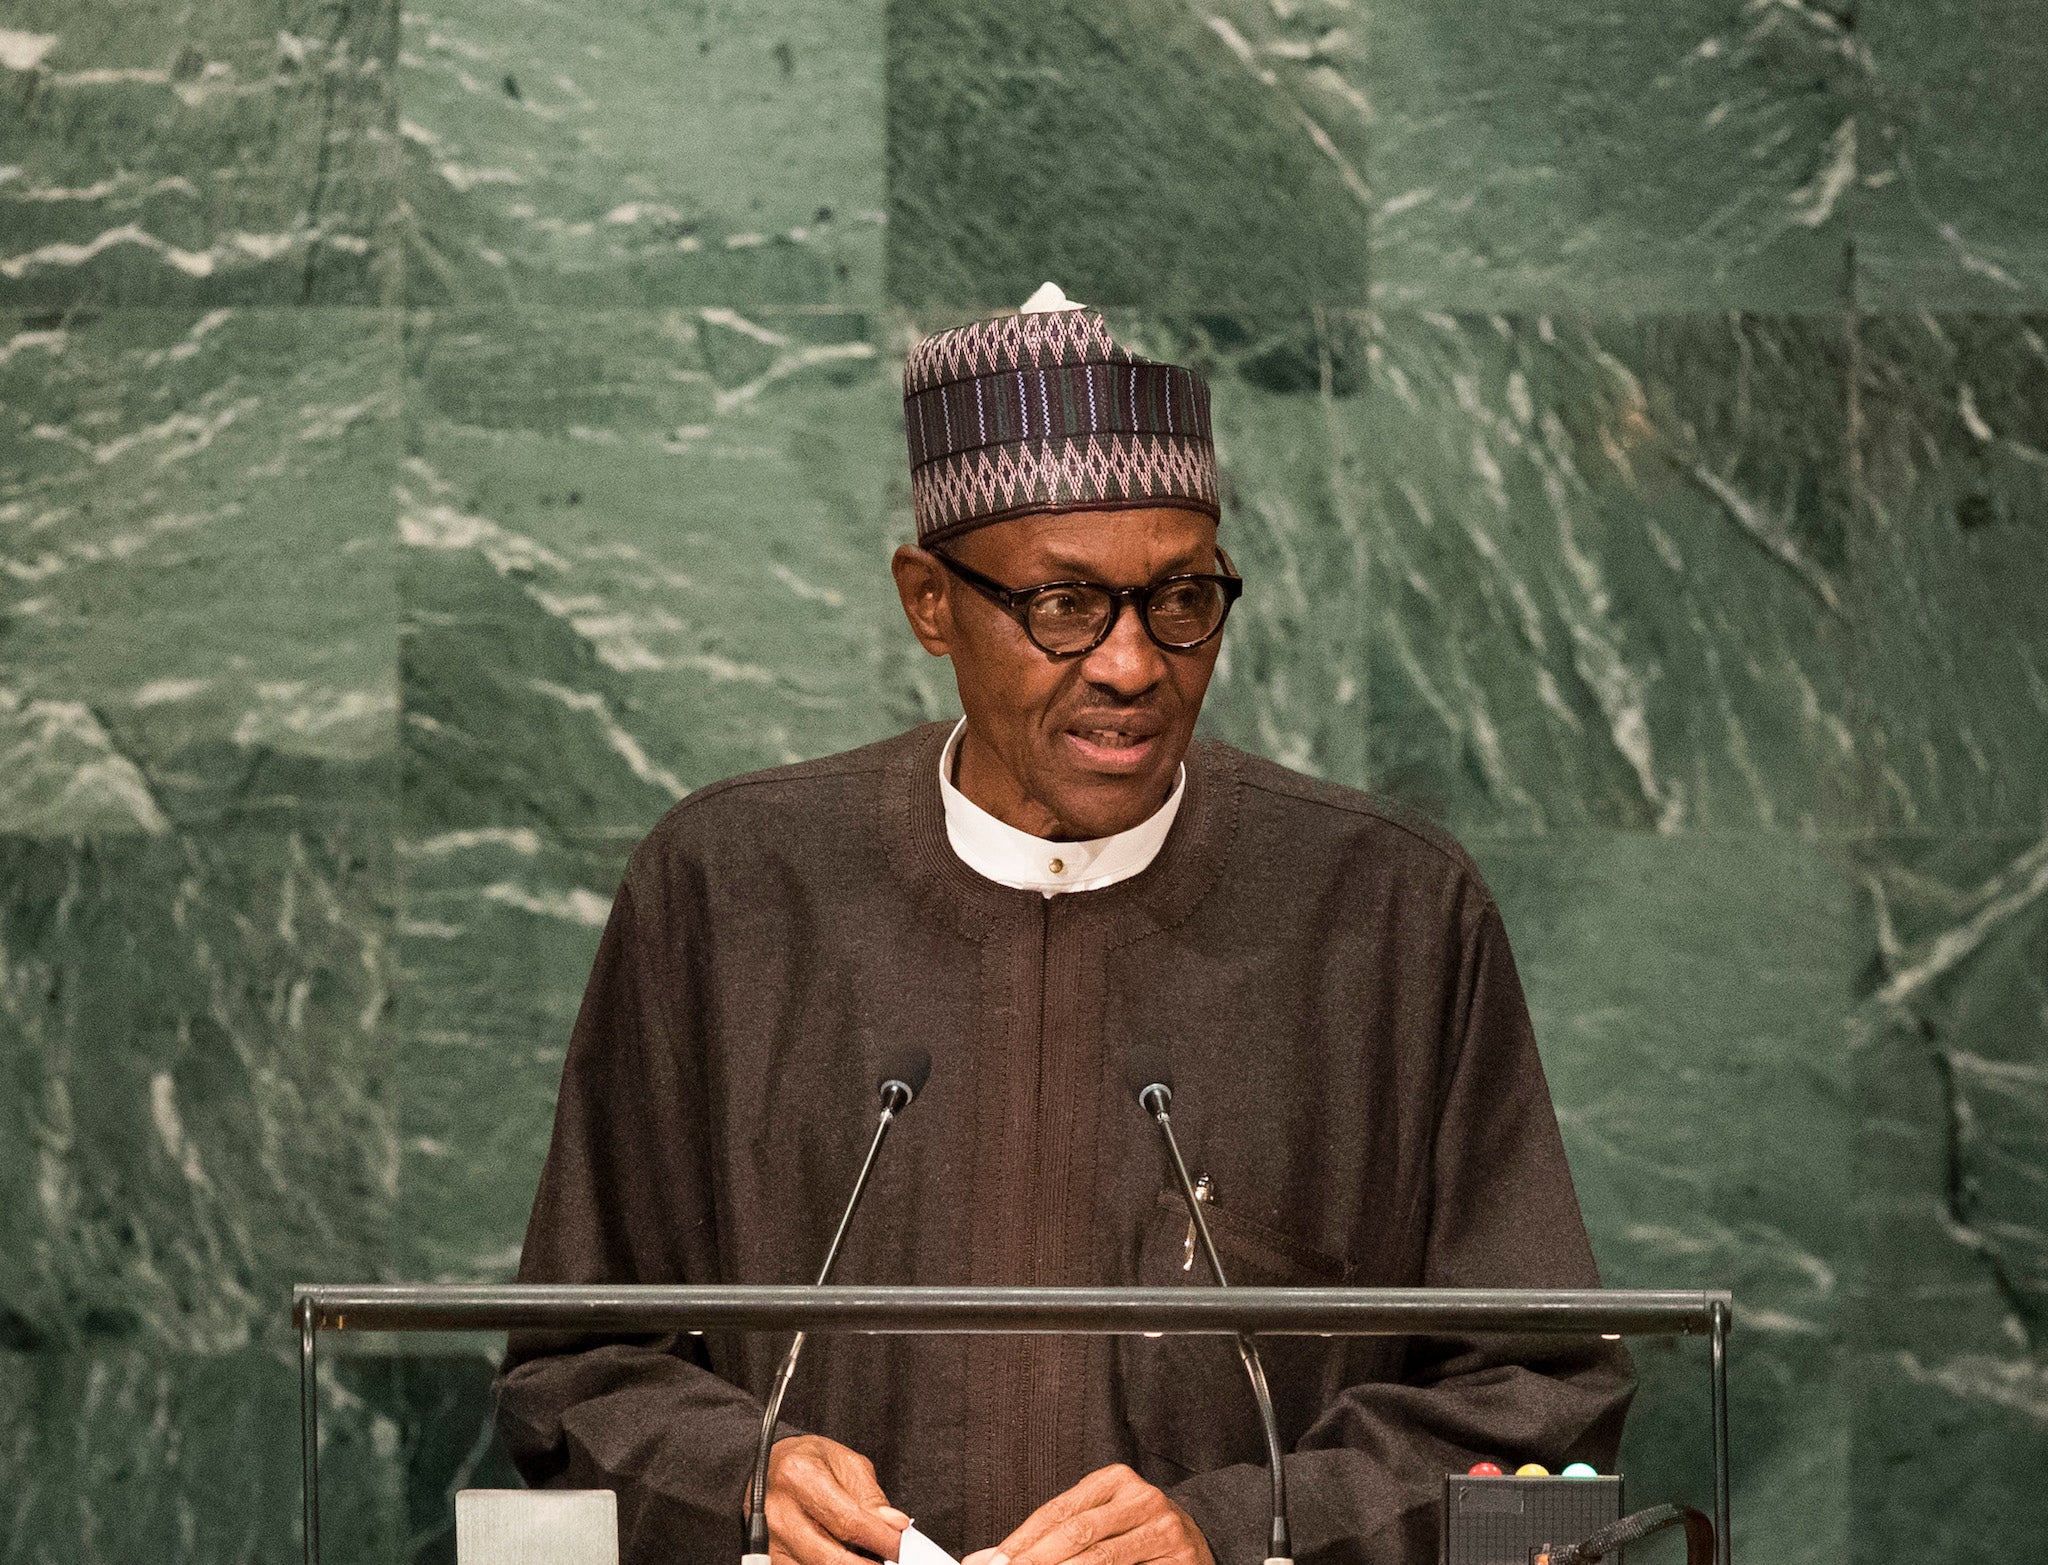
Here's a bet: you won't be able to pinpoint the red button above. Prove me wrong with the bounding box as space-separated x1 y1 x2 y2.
1468 1462 1504 1476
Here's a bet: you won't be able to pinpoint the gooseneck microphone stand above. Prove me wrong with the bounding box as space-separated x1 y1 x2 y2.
744 1060 927 1565
1138 1078 1294 1565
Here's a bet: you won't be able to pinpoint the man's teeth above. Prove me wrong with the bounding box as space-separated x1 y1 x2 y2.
1080 729 1141 748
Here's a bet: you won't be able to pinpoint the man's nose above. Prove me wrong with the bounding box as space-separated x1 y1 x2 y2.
1078 598 1167 696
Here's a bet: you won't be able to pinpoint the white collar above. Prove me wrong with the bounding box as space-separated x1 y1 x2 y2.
938 718 1185 897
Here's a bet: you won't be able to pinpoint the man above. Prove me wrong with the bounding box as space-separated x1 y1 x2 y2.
498 286 1632 1565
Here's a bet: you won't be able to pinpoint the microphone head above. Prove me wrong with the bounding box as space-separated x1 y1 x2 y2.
877 1046 933 1109
1125 1043 1173 1113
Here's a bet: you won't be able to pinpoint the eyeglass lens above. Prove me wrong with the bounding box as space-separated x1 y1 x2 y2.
1024 578 1230 654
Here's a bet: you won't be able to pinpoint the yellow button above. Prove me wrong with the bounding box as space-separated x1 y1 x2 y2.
1048 858 1065 874
1515 1463 1550 1478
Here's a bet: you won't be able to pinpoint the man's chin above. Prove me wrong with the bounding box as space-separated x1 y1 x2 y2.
1039 757 1180 839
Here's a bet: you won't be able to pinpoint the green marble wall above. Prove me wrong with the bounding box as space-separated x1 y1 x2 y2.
2 0 2042 1559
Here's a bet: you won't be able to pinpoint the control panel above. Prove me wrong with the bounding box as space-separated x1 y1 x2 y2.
1443 1466 1623 1565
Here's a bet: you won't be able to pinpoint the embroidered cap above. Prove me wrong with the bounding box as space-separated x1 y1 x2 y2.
903 283 1220 544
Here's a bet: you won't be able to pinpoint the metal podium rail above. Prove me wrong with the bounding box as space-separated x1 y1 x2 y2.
292 1284 1733 1565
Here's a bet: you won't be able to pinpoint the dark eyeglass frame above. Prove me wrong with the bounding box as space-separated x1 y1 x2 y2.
932 544 1244 660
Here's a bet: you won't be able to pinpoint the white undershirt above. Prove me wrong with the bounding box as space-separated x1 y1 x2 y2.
939 718 1185 897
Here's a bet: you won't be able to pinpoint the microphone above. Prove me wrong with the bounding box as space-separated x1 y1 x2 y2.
743 1048 932 1565
1127 1048 1293 1565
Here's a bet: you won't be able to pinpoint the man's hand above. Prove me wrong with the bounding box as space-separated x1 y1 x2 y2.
760 1434 911 1565
961 1464 1214 1565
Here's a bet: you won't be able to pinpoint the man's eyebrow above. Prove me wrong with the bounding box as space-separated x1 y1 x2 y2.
1034 550 1214 579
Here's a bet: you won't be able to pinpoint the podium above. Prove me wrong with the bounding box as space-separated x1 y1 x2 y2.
291 1284 1733 1565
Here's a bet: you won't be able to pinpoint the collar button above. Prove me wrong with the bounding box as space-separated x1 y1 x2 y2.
1048 858 1065 875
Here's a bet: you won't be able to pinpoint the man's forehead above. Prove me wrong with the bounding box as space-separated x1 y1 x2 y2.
955 507 1219 578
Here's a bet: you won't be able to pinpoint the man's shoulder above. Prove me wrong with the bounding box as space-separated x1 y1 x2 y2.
1210 742 1490 893
627 724 936 875
663 725 922 816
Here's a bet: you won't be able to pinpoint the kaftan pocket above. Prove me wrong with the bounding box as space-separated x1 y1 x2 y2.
1115 1187 1373 1480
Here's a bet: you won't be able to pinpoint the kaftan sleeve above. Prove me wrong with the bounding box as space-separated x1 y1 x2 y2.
494 875 781 1563
1167 901 1635 1565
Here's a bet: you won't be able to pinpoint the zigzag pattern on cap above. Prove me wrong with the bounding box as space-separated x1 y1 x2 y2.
903 308 1135 395
911 432 1219 544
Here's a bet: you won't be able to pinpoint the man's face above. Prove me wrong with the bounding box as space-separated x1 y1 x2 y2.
892 506 1227 840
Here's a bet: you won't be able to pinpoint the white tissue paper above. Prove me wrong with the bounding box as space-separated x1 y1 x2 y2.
897 1525 962 1565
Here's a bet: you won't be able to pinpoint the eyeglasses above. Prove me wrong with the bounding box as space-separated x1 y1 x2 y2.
932 545 1244 659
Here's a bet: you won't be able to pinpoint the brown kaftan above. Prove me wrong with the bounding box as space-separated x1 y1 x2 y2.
497 722 1633 1564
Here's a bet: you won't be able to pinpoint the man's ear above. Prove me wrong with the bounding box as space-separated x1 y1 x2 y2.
891 545 953 657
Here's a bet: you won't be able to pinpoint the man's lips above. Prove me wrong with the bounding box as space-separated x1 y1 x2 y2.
1061 718 1164 773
